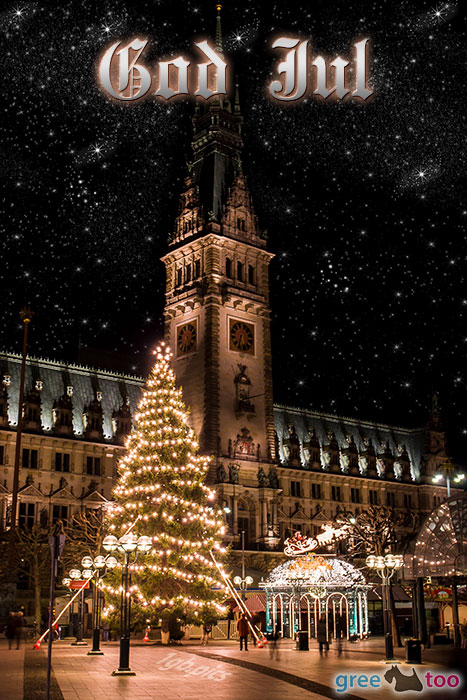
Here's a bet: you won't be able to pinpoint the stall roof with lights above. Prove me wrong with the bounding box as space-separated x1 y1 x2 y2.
260 554 368 591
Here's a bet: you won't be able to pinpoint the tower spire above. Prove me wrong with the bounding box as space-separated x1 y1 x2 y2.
215 3 223 53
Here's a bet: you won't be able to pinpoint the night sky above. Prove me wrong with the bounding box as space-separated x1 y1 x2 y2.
2 1 467 457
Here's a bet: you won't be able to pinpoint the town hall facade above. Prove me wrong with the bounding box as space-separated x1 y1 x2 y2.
0 32 456 557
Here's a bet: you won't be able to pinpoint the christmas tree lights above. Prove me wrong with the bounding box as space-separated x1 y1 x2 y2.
103 342 228 629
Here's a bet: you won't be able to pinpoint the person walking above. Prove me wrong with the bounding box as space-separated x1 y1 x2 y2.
201 623 212 646
317 615 329 656
335 614 345 657
269 626 280 661
5 612 16 650
15 612 24 649
237 612 249 651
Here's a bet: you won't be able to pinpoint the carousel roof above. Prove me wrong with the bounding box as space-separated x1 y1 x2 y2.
260 554 366 589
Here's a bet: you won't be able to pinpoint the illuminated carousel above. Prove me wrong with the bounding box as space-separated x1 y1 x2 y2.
260 532 371 641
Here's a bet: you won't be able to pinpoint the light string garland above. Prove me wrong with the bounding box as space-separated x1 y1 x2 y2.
103 342 228 624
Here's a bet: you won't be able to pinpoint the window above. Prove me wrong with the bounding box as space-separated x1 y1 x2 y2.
225 258 232 278
55 452 70 472
0 445 4 465
86 456 101 476
386 492 396 507
331 485 342 501
248 265 255 285
22 448 38 469
19 502 35 529
290 481 301 497
186 264 191 283
26 406 39 421
52 505 68 524
237 261 244 282
369 490 379 505
311 483 322 499
194 260 201 278
403 493 412 509
176 269 182 286
237 218 245 232
351 487 361 503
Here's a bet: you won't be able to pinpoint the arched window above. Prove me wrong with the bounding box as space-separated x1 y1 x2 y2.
186 264 191 283
237 218 246 232
194 259 201 278
176 268 182 287
248 265 254 284
225 257 232 278
237 261 244 282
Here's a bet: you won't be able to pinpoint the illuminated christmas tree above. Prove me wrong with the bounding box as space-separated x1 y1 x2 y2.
103 342 227 631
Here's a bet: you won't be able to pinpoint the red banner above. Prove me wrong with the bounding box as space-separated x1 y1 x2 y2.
69 580 89 589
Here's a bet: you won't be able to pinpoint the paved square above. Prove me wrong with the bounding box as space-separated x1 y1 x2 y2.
1 638 465 700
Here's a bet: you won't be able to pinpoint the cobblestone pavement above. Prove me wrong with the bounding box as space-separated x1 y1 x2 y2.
1 637 466 700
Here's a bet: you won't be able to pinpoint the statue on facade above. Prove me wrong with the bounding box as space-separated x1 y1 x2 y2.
268 467 279 489
257 467 268 488
216 463 227 483
283 424 301 465
234 364 255 414
228 463 240 484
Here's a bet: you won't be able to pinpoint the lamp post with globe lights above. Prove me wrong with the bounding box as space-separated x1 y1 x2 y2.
432 458 465 498
102 533 152 676
366 553 403 662
69 566 93 645
80 554 118 656
233 574 254 599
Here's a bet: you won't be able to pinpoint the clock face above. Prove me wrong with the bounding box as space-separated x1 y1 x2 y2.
229 319 255 354
177 321 197 355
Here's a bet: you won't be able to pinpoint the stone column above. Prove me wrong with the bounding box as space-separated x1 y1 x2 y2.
262 499 268 538
232 495 238 537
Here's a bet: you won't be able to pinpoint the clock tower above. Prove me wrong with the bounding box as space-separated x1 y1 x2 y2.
161 89 275 473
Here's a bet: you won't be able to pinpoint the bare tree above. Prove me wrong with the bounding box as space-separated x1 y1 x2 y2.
15 525 52 626
337 505 415 557
62 508 107 572
337 506 417 647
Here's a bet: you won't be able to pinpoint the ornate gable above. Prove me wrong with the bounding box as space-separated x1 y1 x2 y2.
18 484 43 499
82 490 108 505
171 174 204 245
221 172 266 246
52 486 76 501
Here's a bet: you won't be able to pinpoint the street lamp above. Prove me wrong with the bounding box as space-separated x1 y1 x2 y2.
237 529 250 601
69 567 93 646
432 459 465 498
233 574 254 595
103 533 152 676
366 553 403 662
84 554 118 656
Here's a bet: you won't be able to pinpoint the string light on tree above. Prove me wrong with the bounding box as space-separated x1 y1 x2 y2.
103 342 228 633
